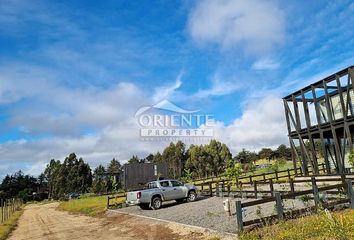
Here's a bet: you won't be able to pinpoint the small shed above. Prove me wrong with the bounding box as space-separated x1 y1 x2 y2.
121 162 168 191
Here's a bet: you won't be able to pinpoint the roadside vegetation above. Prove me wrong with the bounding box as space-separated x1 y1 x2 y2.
0 209 23 240
240 209 354 240
58 194 125 217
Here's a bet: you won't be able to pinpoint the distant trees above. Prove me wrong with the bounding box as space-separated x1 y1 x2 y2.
185 140 232 178
0 171 39 202
44 153 92 199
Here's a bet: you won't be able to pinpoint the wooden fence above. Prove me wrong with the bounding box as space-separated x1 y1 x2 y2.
107 193 127 209
234 178 354 233
0 198 22 223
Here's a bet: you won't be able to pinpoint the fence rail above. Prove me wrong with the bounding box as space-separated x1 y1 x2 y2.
1 198 22 223
234 178 354 233
107 193 127 209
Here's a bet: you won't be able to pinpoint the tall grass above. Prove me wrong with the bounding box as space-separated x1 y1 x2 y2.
58 195 125 216
240 209 354 240
0 210 23 240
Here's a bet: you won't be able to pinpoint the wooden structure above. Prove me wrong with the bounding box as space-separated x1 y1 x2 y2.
283 66 354 175
121 162 168 191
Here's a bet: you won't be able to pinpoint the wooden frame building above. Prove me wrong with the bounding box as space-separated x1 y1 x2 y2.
283 66 354 175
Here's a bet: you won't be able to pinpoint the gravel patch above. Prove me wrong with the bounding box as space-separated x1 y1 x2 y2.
113 196 314 234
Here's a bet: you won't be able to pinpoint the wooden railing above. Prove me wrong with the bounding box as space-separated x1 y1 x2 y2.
234 178 354 233
107 193 126 209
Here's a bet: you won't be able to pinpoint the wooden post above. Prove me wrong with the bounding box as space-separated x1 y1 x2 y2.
322 163 326 174
216 184 220 197
249 175 252 183
287 169 291 181
289 178 295 198
107 196 110 209
275 170 279 181
235 200 243 233
1 199 3 223
254 181 258 199
311 177 320 210
236 176 239 187
227 184 231 197
262 173 266 182
269 179 274 197
209 183 213 197
346 180 354 209
275 192 284 220
299 166 303 176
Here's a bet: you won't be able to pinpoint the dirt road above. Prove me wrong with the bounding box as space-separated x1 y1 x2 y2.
8 203 215 240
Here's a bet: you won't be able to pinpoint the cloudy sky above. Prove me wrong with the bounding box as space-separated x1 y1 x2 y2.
0 0 353 178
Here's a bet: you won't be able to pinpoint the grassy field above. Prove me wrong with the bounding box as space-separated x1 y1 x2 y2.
0 210 23 240
240 209 354 240
58 195 126 216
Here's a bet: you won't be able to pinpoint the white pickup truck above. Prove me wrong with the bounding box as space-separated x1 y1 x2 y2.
126 179 197 210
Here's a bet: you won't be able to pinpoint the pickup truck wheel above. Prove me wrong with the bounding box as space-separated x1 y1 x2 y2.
151 197 162 210
187 191 197 202
139 203 150 210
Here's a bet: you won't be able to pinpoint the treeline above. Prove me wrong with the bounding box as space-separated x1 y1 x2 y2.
0 140 308 201
0 170 44 202
127 140 294 179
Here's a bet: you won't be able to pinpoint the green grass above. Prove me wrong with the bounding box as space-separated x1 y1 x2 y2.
58 195 126 217
0 210 23 240
240 209 354 240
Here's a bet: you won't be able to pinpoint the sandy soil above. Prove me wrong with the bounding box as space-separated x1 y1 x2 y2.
7 202 216 240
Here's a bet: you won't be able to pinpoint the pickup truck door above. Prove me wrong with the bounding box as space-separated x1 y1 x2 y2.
170 180 186 199
159 180 175 201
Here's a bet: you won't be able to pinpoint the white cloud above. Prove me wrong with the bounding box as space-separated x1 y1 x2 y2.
252 58 280 70
192 73 241 99
213 95 288 152
188 0 285 54
153 71 183 102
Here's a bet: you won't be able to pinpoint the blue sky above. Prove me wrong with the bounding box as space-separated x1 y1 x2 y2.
0 0 353 177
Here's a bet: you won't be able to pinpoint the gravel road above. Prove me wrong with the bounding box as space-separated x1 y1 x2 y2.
8 202 217 240
115 196 313 234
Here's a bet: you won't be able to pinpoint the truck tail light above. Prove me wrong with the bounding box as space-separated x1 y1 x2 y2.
137 191 141 199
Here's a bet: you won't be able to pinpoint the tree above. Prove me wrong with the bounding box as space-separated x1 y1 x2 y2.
276 144 292 160
224 161 242 179
43 153 92 199
128 155 143 164
162 141 187 178
0 170 38 202
92 165 107 194
234 149 258 164
258 148 274 160
107 158 122 191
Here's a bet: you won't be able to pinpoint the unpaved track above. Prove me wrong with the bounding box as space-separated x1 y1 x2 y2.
8 203 210 240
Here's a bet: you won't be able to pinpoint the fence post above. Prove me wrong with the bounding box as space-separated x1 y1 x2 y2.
227 184 231 197
107 196 110 209
262 173 266 182
249 175 253 183
236 176 239 187
1 199 3 223
311 177 320 210
209 183 213 197
254 181 258 199
269 179 274 197
289 178 295 199
346 180 354 209
274 192 284 221
216 184 220 197
235 200 243 233
275 170 279 181
287 169 291 181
